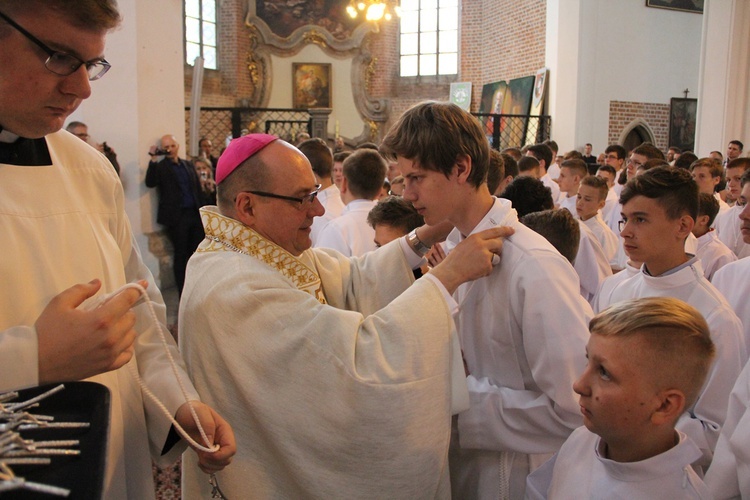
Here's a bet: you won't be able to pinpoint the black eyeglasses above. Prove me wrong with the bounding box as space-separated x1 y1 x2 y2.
0 11 111 81
245 184 322 209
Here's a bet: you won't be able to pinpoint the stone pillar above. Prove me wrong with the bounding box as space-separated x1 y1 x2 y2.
696 0 750 154
66 0 187 287
309 108 332 141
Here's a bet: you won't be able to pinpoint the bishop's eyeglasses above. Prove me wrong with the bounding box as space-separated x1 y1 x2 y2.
243 185 322 210
0 10 111 81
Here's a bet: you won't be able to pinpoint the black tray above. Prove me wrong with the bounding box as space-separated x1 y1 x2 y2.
2 381 110 499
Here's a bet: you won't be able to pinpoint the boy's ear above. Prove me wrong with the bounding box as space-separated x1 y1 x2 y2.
676 214 695 238
597 198 606 210
695 214 710 228
650 389 686 426
453 154 473 184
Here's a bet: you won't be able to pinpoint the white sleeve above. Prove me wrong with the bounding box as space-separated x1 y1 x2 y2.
0 326 40 392
316 221 352 257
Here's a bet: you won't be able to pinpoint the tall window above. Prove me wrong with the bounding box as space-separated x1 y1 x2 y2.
399 0 458 77
185 0 217 70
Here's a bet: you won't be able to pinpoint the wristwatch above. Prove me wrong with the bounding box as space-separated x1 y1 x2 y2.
407 229 431 257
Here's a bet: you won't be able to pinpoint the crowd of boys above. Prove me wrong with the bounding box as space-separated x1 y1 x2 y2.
3 3 750 494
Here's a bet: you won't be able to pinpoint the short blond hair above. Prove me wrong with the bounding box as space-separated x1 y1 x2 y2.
591 297 715 409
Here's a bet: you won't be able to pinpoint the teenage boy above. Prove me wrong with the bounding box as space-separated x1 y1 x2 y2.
690 157 729 215
577 176 618 265
298 138 345 245
381 101 593 499
596 166 746 469
316 149 386 257
711 169 750 348
693 193 736 281
557 159 588 213
715 158 750 259
527 297 715 499
706 173 750 498
526 143 561 204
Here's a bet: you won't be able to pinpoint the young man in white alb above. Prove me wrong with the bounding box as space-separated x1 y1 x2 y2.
382 102 593 499
693 193 736 281
595 166 746 471
715 158 750 259
576 175 618 266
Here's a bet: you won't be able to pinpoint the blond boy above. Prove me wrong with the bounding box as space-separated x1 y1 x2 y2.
558 159 588 213
577 176 618 264
527 297 715 499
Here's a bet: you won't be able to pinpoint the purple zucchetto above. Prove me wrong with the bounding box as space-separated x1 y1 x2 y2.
215 134 278 184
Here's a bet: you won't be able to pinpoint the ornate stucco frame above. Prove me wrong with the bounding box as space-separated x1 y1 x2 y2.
245 0 389 143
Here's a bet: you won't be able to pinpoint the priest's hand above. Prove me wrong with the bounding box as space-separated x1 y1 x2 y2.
176 401 236 473
429 226 514 294
35 279 143 384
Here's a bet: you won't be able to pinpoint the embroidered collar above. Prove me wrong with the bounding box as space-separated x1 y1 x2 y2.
198 206 326 303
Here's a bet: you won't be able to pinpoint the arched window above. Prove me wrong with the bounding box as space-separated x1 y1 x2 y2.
399 0 458 77
185 0 217 70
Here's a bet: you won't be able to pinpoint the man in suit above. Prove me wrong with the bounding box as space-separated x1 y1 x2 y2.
145 134 205 293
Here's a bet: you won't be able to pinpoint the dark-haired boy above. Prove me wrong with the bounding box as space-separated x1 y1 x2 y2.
382 101 592 499
316 149 386 256
577 176 618 265
714 158 750 259
595 166 746 470
298 138 345 245
693 193 736 281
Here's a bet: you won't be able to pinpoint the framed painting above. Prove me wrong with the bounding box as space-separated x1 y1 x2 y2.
646 0 703 14
501 76 535 147
668 98 697 152
292 63 332 109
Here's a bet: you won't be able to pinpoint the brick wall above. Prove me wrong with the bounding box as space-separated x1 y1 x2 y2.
184 0 252 108
608 101 670 152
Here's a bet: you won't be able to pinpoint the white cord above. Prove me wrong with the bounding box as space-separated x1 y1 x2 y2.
102 283 219 454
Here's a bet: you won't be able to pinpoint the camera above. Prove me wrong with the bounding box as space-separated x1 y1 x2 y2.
148 148 170 156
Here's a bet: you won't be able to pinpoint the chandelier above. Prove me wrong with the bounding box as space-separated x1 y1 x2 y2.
346 0 402 22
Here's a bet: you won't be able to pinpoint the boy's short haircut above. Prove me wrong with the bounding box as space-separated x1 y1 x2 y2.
520 209 580 264
580 175 609 202
297 138 333 178
543 139 559 155
597 165 616 177
343 149 387 199
697 192 720 227
526 144 554 170
499 176 554 217
641 158 670 172
561 159 588 178
333 151 352 163
690 157 723 179
518 155 540 174
367 195 424 233
501 147 522 161
632 142 666 161
674 152 698 170
486 149 506 195
563 150 583 161
741 169 750 187
668 146 682 154
620 166 699 220
381 101 489 188
502 153 519 178
605 144 627 160
591 297 715 409
730 139 744 151
710 150 724 159
356 142 380 151
727 157 750 173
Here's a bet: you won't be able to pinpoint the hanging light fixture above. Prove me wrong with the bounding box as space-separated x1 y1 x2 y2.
346 0 401 23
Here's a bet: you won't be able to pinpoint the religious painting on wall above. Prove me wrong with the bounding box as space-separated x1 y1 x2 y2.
255 0 364 40
526 68 549 145
293 63 332 109
645 0 703 14
668 97 697 153
479 81 507 147
501 76 536 147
